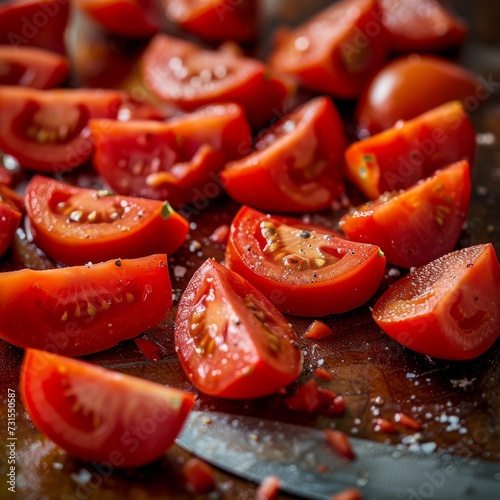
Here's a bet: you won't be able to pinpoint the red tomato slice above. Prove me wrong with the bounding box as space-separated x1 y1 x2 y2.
163 0 258 44
0 255 173 356
175 259 302 399
340 160 472 269
381 0 467 53
356 55 480 134
91 103 252 207
0 166 14 187
0 0 69 54
74 0 161 38
0 87 123 173
372 244 500 360
345 101 476 199
220 97 346 213
0 46 69 89
0 200 22 257
25 176 189 266
268 0 389 99
21 349 195 467
141 33 295 129
225 206 387 317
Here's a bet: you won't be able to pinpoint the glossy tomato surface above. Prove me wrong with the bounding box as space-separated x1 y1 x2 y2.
0 200 22 257
0 87 123 172
21 349 195 467
0 255 173 356
340 160 472 268
141 33 295 128
268 0 389 99
373 244 500 360
356 54 480 134
163 0 258 44
74 0 161 38
175 259 302 399
225 206 386 317
0 46 69 88
345 101 476 198
221 96 346 213
381 0 467 53
25 176 189 266
91 103 251 207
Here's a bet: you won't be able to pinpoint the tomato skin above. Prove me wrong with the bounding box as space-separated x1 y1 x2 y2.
91 103 252 207
372 244 500 360
0 87 123 173
164 0 258 44
381 0 467 53
345 101 476 199
225 206 386 317
0 0 70 54
221 97 346 213
340 160 472 269
175 259 302 399
356 55 480 134
0 200 22 257
141 34 295 129
0 255 173 356
25 176 189 266
21 349 195 467
268 0 389 99
0 46 69 89
74 0 161 38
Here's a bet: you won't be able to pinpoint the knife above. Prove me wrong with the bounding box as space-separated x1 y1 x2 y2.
176 411 500 499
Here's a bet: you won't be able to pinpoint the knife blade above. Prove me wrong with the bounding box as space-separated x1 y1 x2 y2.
176 411 500 500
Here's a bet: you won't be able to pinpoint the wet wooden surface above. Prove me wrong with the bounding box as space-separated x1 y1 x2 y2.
1 1 500 499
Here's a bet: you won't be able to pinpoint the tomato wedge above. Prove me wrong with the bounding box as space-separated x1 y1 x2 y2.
175 259 302 399
225 206 387 317
381 0 467 53
141 33 295 128
0 87 123 173
340 160 472 269
91 103 252 207
221 97 346 213
373 244 500 360
356 55 480 134
0 0 69 54
0 199 22 257
268 0 389 99
74 0 161 38
21 349 195 467
345 101 476 199
0 255 173 356
163 0 258 44
25 176 189 266
0 46 69 89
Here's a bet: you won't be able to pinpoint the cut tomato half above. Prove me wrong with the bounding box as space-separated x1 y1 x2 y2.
25 176 189 266
21 349 195 467
372 244 500 360
175 259 302 399
225 206 387 316
0 255 173 356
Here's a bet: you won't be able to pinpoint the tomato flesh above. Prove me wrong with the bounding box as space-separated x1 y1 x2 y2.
340 160 472 269
372 244 500 360
141 33 295 128
221 96 346 213
91 103 251 207
268 0 389 99
175 259 302 399
0 200 22 257
0 87 123 172
345 101 476 198
21 349 195 467
25 176 189 266
0 255 173 356
225 206 386 316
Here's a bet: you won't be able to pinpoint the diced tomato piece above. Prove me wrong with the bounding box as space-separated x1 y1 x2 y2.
394 412 422 431
324 429 356 461
373 418 398 433
306 320 334 340
331 487 363 500
255 476 281 500
0 200 22 257
209 224 230 245
182 458 216 494
286 379 321 413
315 367 334 380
